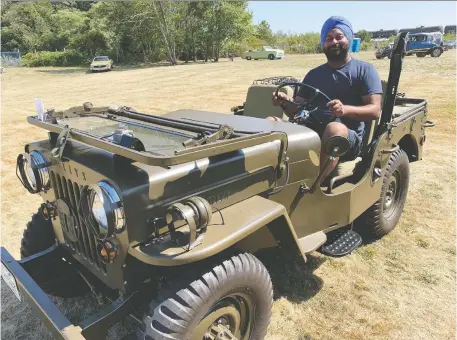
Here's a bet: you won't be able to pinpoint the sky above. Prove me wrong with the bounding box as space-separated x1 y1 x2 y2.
247 1 457 34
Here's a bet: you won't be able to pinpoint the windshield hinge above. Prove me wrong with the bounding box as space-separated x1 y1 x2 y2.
51 125 71 160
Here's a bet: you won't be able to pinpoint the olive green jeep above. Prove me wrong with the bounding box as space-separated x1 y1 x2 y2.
2 33 434 339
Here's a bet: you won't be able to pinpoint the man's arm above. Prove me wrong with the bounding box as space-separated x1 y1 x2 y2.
328 63 383 121
328 94 381 122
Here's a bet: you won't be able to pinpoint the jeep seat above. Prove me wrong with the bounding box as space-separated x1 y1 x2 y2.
243 84 294 120
328 80 387 191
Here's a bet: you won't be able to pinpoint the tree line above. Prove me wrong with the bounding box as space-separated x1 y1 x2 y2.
4 1 449 67
0 0 326 66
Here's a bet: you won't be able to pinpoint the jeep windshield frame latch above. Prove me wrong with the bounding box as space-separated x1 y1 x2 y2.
182 124 235 148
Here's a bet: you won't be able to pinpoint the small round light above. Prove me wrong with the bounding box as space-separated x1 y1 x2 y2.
97 240 118 264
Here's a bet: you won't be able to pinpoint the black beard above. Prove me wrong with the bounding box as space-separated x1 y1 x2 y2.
324 45 349 62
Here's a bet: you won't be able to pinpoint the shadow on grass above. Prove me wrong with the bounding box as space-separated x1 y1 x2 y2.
36 67 89 75
256 247 325 304
112 58 238 72
34 58 239 75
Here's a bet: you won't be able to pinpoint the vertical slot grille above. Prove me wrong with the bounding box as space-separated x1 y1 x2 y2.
50 171 106 272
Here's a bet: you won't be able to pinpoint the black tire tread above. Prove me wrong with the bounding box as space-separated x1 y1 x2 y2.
20 208 55 259
138 253 273 340
357 150 410 239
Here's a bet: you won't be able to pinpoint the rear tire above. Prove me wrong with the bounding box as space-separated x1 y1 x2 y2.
137 253 273 340
246 56 252 60
356 150 410 239
20 207 89 298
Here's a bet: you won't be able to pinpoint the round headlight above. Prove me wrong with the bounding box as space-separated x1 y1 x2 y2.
16 151 50 193
80 181 125 240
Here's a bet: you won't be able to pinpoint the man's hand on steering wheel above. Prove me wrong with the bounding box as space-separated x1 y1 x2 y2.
272 82 333 122
271 91 301 116
272 91 290 106
327 99 345 117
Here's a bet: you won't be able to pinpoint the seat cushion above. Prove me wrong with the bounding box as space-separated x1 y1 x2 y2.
362 80 387 146
332 157 362 177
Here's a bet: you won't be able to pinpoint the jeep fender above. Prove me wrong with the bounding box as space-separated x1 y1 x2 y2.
128 195 321 266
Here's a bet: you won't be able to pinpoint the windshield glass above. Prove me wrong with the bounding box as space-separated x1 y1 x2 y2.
57 116 197 156
94 57 109 61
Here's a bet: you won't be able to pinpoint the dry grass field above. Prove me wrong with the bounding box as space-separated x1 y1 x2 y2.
1 51 455 340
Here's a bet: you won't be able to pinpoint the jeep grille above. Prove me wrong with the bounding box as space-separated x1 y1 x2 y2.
50 171 106 272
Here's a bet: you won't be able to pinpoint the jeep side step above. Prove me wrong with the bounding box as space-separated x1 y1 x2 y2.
318 229 362 257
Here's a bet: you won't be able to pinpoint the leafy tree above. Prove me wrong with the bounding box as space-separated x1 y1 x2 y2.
70 30 108 57
255 20 275 45
1 0 352 66
357 30 372 42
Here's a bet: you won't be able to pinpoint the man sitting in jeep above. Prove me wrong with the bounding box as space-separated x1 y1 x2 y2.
271 16 383 179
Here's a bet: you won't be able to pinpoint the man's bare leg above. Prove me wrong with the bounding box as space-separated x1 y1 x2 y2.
320 122 349 181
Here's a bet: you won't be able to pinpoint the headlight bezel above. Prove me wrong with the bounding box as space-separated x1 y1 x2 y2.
80 180 125 241
16 151 51 194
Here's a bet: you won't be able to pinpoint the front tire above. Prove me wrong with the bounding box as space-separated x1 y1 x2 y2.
268 54 275 60
357 150 410 239
431 48 442 58
20 207 89 298
137 253 273 340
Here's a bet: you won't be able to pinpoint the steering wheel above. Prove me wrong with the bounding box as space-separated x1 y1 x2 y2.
274 82 335 126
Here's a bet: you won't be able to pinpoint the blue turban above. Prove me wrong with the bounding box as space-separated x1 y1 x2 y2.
320 16 354 49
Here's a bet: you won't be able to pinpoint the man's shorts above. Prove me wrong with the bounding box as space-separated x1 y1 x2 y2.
269 116 362 161
342 128 363 162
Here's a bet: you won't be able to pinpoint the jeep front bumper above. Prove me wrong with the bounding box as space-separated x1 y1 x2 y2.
1 246 144 340
1 246 85 339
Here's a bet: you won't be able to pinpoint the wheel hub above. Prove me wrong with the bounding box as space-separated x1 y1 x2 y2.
384 171 399 212
205 323 238 340
192 293 253 340
194 306 241 340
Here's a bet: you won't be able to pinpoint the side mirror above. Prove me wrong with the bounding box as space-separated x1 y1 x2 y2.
324 135 350 158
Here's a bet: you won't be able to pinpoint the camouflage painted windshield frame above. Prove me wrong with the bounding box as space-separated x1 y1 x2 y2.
27 116 289 169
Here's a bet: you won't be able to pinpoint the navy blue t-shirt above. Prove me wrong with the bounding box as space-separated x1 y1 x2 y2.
297 58 383 139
